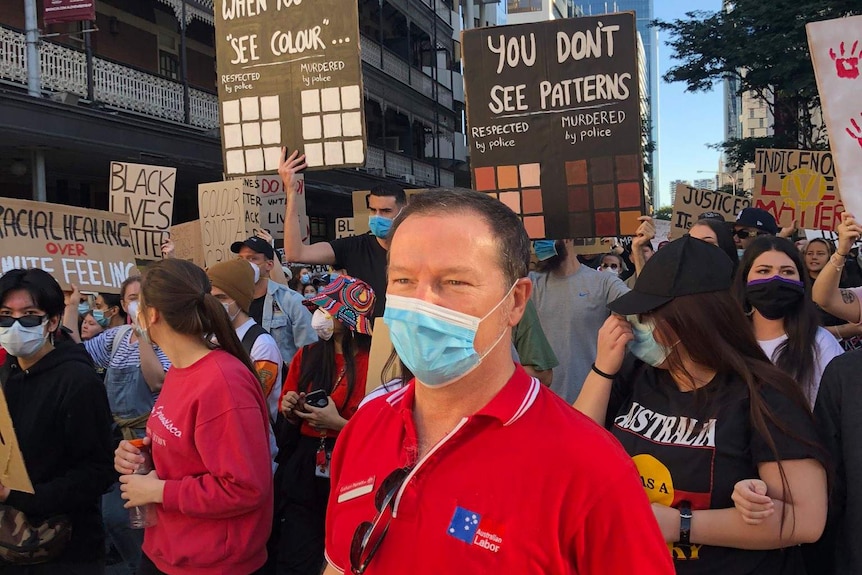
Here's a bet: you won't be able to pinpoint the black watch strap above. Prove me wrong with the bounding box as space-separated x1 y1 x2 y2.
679 501 692 545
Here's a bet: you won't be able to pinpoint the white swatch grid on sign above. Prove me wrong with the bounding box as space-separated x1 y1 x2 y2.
222 95 283 174
301 84 364 167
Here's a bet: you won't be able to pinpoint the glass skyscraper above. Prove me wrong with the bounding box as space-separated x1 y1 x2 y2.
577 1 659 206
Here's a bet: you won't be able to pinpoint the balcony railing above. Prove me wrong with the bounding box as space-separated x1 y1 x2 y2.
0 26 218 129
365 144 454 187
360 33 454 110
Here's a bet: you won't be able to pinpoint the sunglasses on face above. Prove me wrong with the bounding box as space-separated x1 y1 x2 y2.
600 263 620 270
0 314 46 328
733 229 768 240
350 467 412 574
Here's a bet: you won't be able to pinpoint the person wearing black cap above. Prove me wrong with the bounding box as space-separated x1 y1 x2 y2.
573 235 828 573
232 236 317 369
734 207 781 255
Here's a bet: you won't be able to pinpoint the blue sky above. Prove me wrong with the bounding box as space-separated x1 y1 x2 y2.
654 0 724 208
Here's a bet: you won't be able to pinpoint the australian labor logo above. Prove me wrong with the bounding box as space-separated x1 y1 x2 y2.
447 506 505 553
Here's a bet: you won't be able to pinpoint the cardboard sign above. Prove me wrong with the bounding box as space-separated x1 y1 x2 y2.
752 149 842 230
44 0 95 25
109 162 176 260
462 13 644 240
670 184 750 239
0 388 33 494
215 1 366 175
170 220 205 267
198 181 257 267
807 17 862 220
351 189 424 235
365 320 394 396
240 175 309 244
335 217 355 239
0 197 137 293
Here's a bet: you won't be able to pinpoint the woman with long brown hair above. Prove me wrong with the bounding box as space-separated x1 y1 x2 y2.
574 236 827 574
113 259 273 575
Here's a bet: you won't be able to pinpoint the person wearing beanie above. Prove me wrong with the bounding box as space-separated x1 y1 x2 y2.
207 259 284 427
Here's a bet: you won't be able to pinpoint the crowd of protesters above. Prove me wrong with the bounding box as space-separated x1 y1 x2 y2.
1 149 861 574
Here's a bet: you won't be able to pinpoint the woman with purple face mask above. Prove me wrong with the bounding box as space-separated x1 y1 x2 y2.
733 236 843 409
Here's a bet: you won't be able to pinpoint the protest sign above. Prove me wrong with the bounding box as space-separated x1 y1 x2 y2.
0 388 33 493
335 217 355 239
752 149 842 230
670 184 750 238
198 180 257 267
241 174 309 244
462 13 644 239
365 320 394 396
0 197 136 293
170 220 205 267
215 0 365 176
109 162 176 260
653 219 671 249
807 16 862 220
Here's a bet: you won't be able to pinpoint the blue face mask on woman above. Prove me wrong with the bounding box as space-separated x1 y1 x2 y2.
627 315 674 367
382 285 515 387
77 302 90 316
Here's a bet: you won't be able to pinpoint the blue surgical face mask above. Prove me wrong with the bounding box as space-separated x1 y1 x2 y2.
300 273 311 285
92 309 111 327
383 284 516 387
368 215 394 239
533 240 558 262
627 315 673 368
736 248 745 260
303 292 316 300
77 302 90 316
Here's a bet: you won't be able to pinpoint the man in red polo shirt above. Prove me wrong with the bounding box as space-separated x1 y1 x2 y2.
322 189 673 575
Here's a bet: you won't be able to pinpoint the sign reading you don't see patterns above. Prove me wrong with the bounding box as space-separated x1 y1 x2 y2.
462 13 644 240
215 0 366 176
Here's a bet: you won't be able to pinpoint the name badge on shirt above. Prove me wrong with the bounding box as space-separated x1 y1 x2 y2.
337 475 376 503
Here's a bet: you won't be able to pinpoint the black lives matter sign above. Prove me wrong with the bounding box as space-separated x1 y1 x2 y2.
463 13 643 239
215 0 366 176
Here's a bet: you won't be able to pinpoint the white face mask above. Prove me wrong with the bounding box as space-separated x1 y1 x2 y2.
126 300 139 323
222 301 240 322
0 318 48 358
311 309 335 341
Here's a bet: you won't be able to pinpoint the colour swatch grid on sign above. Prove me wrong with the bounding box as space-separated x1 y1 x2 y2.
473 163 544 239
563 154 643 237
472 155 642 239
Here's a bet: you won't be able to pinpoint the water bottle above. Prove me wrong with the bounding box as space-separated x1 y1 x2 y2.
128 438 158 529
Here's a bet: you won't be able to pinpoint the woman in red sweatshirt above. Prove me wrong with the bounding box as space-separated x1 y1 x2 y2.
273 275 374 575
113 259 273 575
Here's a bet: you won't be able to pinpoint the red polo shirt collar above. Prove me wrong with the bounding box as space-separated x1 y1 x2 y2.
385 364 539 426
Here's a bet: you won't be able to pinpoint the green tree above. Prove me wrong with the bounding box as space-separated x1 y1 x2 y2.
656 1 862 169
654 206 673 221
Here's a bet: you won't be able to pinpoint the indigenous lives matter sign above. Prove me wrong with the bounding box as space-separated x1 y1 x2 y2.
215 0 366 176
462 13 644 240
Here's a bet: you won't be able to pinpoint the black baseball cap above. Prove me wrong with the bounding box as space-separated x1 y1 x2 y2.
230 236 275 260
735 207 779 235
607 236 733 316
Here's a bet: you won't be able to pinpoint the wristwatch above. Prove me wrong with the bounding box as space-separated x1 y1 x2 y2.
679 501 692 545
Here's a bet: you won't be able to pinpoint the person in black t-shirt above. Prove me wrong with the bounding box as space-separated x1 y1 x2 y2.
280 149 404 318
574 236 828 575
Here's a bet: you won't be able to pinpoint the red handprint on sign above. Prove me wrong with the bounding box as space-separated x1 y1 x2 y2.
846 115 862 148
830 41 860 79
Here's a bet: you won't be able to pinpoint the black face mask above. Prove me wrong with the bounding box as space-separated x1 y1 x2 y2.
745 276 805 320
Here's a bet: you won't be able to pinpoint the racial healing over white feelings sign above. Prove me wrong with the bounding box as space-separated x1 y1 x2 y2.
462 13 644 240
215 0 366 175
